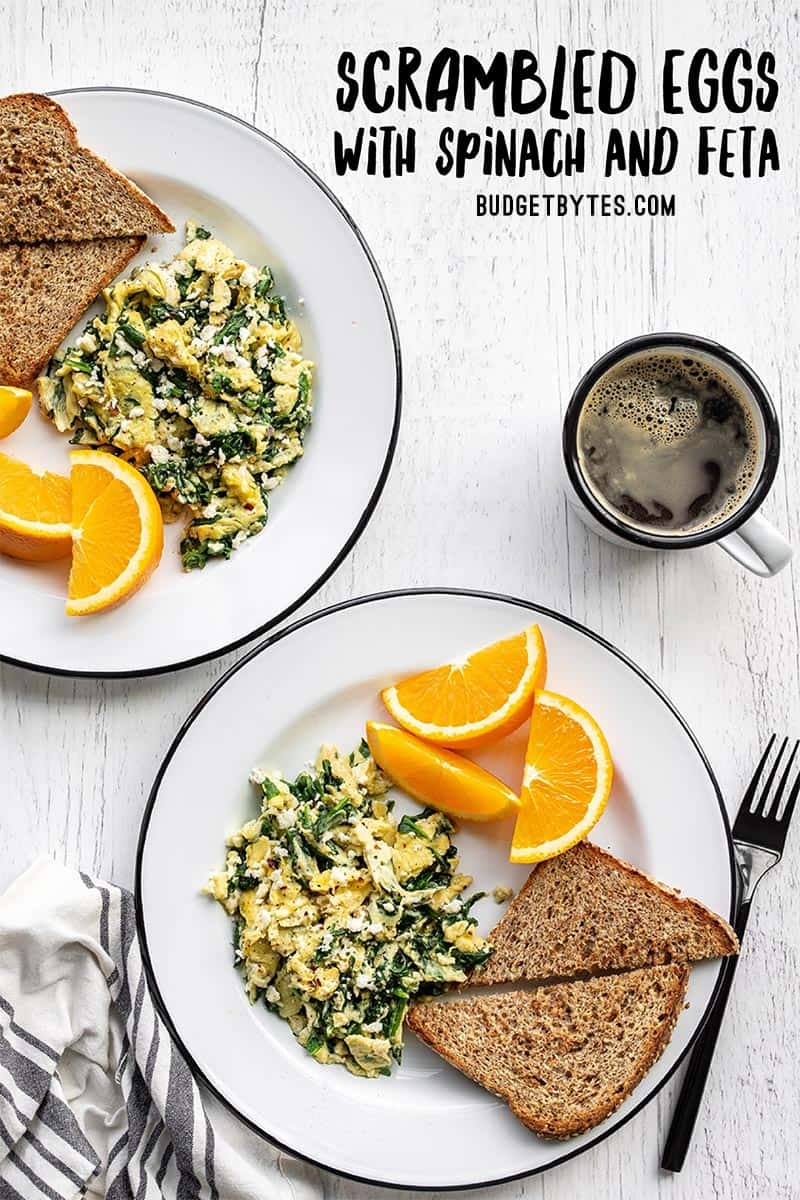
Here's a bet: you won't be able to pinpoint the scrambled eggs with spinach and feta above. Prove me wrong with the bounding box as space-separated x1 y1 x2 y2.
205 742 492 1077
39 224 313 569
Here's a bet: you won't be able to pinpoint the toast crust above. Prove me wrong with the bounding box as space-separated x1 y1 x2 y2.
581 841 738 951
0 236 144 386
471 840 737 986
407 843 735 1140
0 93 174 243
408 964 690 1138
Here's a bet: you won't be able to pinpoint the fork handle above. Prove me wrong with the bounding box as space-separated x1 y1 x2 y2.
661 900 751 1172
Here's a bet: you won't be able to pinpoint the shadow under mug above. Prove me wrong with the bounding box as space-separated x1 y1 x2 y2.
562 333 792 578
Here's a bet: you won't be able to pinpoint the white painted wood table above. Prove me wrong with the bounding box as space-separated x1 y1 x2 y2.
2 1 798 1196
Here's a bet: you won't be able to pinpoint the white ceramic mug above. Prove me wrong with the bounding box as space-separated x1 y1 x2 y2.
562 334 792 578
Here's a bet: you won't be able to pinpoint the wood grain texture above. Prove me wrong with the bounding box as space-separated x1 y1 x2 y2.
1 0 798 1195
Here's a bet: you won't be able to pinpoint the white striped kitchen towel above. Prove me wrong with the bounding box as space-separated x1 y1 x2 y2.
0 859 322 1200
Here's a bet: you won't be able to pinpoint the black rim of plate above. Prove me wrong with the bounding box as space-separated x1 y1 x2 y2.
135 587 738 1192
2 86 402 680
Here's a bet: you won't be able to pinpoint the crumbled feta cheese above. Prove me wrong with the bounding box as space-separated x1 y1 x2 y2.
276 808 296 829
361 1020 382 1034
346 914 366 933
166 436 182 452
368 921 384 935
354 971 374 990
76 333 98 354
146 443 170 464
194 433 211 448
189 338 208 357
265 985 280 1004
273 845 288 858
249 767 266 784
442 899 462 914
232 530 248 548
202 502 218 519
208 344 224 357
206 541 226 556
239 265 258 288
173 259 192 277
200 324 217 343
221 345 238 363
329 866 351 884
132 350 148 369
128 406 145 419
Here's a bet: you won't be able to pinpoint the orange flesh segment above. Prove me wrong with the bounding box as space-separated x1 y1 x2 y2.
0 453 71 524
366 721 519 821
511 691 613 863
66 450 163 615
518 706 601 842
0 387 32 438
70 472 144 596
383 624 547 747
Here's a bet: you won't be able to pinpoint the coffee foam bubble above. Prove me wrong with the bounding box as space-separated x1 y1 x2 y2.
578 352 760 535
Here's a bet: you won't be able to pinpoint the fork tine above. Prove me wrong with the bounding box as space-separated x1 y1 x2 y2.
754 736 788 816
741 734 776 811
772 740 800 815
777 744 800 827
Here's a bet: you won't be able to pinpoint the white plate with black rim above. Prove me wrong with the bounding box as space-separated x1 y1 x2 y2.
136 589 736 1191
1 87 399 677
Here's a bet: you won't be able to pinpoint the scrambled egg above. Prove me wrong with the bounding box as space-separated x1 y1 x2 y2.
204 741 492 1077
39 223 313 569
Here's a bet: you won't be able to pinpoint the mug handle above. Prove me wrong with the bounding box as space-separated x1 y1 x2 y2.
718 512 792 577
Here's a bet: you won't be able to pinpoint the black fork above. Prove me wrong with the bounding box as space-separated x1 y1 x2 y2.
662 735 800 1172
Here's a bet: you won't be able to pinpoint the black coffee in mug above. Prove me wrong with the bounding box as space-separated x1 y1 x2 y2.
577 351 759 535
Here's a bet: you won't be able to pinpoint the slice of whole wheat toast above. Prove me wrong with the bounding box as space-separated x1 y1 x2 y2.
407 964 689 1138
0 93 173 243
472 841 737 986
0 236 144 387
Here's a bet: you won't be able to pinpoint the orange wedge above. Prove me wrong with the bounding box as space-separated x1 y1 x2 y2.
0 387 32 439
0 452 71 561
510 691 613 863
366 721 519 821
381 624 547 749
67 449 163 616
